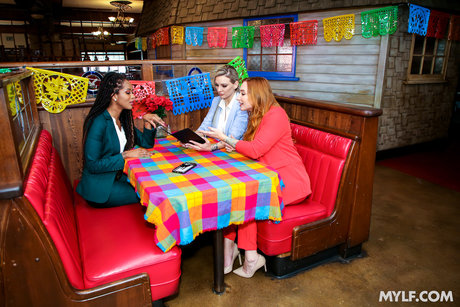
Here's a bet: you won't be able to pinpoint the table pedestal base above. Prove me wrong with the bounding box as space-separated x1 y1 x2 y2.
212 229 225 294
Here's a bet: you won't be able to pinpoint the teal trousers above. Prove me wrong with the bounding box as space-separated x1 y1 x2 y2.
87 174 139 208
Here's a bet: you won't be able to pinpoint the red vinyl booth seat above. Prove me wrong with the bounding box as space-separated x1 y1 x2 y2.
257 124 352 256
24 130 181 302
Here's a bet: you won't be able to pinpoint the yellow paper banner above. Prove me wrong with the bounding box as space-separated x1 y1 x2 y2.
171 26 185 45
323 14 355 42
7 81 23 116
27 67 89 113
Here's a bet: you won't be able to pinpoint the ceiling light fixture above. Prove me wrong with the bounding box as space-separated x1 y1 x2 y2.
92 26 109 39
108 1 134 28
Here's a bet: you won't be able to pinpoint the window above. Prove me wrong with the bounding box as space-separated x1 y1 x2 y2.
244 14 299 81
154 45 173 78
407 34 451 83
81 51 127 73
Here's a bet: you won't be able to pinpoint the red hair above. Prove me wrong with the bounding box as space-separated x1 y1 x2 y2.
242 77 279 141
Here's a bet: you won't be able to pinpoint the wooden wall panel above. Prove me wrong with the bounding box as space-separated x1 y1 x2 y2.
167 8 389 108
180 19 243 65
38 104 211 184
38 104 90 185
279 100 364 136
270 7 388 107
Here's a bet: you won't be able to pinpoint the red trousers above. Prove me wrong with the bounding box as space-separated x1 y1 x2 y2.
223 220 257 250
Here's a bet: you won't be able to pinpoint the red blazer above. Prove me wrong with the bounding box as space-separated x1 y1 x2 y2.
236 106 311 205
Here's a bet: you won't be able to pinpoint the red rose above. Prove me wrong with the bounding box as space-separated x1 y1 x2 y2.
147 103 158 112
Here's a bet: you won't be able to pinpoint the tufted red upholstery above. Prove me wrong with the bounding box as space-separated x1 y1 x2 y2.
257 124 352 256
75 194 181 301
25 130 84 289
24 130 181 301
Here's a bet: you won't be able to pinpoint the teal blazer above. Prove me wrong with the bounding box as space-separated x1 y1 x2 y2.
76 110 155 203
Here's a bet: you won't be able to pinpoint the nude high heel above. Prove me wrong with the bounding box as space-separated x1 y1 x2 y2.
233 254 267 278
224 243 242 274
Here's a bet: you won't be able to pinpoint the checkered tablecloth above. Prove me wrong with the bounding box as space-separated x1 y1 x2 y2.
124 136 284 252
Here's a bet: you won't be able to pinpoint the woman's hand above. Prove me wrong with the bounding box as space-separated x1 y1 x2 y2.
143 113 166 129
181 131 207 149
122 148 152 159
224 143 235 152
186 137 213 152
198 127 227 141
199 128 238 149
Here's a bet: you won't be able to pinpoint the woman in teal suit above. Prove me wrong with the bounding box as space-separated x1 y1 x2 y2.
76 72 165 208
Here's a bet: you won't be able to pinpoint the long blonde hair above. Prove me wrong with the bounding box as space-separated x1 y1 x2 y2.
242 77 279 141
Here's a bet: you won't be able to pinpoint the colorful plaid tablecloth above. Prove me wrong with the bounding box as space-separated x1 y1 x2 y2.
124 136 284 252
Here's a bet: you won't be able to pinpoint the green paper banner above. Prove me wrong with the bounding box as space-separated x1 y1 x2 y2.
361 6 398 38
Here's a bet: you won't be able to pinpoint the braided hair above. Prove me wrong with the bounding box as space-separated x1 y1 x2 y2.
82 72 135 151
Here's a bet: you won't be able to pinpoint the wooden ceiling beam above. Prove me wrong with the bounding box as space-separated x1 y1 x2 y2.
0 5 28 20
0 5 139 22
55 8 140 22
0 24 136 35
57 25 136 35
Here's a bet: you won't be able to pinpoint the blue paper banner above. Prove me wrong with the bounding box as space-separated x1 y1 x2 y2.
164 73 214 115
408 4 431 36
185 27 204 46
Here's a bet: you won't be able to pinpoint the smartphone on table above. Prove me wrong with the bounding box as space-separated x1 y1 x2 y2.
172 162 197 174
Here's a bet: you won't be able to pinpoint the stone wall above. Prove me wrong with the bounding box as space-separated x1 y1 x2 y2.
377 6 459 150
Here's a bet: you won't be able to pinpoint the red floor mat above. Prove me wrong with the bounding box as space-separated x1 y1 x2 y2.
377 141 460 192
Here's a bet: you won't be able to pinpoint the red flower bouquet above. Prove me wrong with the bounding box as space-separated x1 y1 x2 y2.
132 94 173 119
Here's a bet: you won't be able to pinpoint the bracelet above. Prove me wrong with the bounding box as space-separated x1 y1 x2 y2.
211 143 218 151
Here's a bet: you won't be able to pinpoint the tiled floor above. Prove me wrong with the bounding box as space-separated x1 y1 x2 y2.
164 164 460 306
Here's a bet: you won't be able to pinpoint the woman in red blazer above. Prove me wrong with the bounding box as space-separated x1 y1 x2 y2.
199 77 311 278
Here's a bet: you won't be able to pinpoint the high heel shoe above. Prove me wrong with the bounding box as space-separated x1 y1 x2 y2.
233 254 267 278
224 243 242 274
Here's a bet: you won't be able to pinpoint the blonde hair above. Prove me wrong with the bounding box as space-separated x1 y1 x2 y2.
242 77 279 141
214 65 239 85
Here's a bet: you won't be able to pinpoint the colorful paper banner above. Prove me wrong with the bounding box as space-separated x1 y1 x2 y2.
135 37 142 50
185 27 204 46
260 24 285 47
408 4 431 36
7 81 23 116
155 27 170 46
426 10 450 39
323 14 355 42
131 81 156 104
171 26 185 45
361 6 398 38
232 26 255 48
163 73 214 115
228 56 248 83
207 27 228 48
27 67 89 114
290 20 318 46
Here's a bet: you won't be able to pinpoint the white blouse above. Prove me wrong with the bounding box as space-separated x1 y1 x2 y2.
216 93 238 133
111 116 127 153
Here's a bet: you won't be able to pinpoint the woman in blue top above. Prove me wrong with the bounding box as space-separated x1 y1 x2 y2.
76 72 165 208
187 65 248 152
